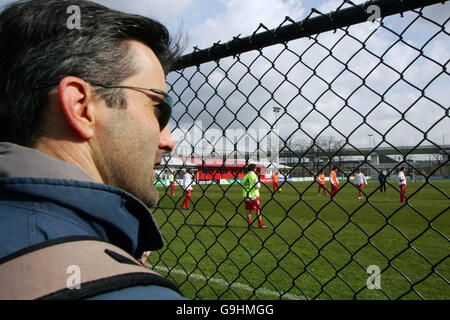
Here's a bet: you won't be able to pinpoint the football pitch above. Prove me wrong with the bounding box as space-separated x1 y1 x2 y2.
148 179 449 300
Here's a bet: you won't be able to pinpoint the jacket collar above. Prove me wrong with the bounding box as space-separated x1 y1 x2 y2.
0 142 164 257
0 142 96 182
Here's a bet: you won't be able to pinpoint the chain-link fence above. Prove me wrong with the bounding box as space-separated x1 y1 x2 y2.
150 0 449 300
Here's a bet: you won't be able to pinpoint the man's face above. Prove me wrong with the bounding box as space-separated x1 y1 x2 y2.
94 41 176 207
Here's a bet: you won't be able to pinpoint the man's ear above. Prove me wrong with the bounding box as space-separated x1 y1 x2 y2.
58 76 96 139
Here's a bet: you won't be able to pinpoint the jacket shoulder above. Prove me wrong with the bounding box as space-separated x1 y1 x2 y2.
0 201 99 258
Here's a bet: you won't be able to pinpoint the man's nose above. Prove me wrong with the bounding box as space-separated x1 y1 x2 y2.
159 125 176 153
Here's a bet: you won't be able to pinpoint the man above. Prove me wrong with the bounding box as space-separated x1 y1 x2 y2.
272 171 281 193
330 167 339 200
317 170 327 196
181 169 193 209
0 0 186 299
170 170 176 196
398 167 407 203
242 164 266 228
354 169 368 200
378 171 387 192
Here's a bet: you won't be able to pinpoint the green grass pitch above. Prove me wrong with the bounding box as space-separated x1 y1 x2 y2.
147 179 449 300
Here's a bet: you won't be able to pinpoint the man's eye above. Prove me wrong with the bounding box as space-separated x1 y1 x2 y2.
153 106 162 119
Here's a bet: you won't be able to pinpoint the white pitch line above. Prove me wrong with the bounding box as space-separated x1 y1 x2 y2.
154 265 307 300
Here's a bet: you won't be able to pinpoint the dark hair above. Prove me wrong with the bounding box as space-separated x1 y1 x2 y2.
0 0 182 146
249 164 256 171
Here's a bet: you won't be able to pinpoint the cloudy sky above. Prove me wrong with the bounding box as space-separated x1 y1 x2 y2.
1 0 448 157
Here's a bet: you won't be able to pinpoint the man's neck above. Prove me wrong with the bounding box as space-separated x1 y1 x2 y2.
35 139 103 183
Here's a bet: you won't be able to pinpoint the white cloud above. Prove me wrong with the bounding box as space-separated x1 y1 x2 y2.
94 0 194 19
188 0 305 50
208 71 227 87
92 0 195 39
317 0 366 13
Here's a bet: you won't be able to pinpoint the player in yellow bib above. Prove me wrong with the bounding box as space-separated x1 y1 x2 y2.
242 164 266 228
169 170 176 196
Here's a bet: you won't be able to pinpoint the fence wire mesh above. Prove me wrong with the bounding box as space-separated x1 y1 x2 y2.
149 0 449 300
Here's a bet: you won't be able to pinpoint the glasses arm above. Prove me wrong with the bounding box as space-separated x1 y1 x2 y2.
33 81 169 98
89 82 169 98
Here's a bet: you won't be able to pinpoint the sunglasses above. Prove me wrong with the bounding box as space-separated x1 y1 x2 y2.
90 82 173 129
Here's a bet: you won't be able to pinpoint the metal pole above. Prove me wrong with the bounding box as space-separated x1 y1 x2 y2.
173 0 446 70
273 107 281 172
